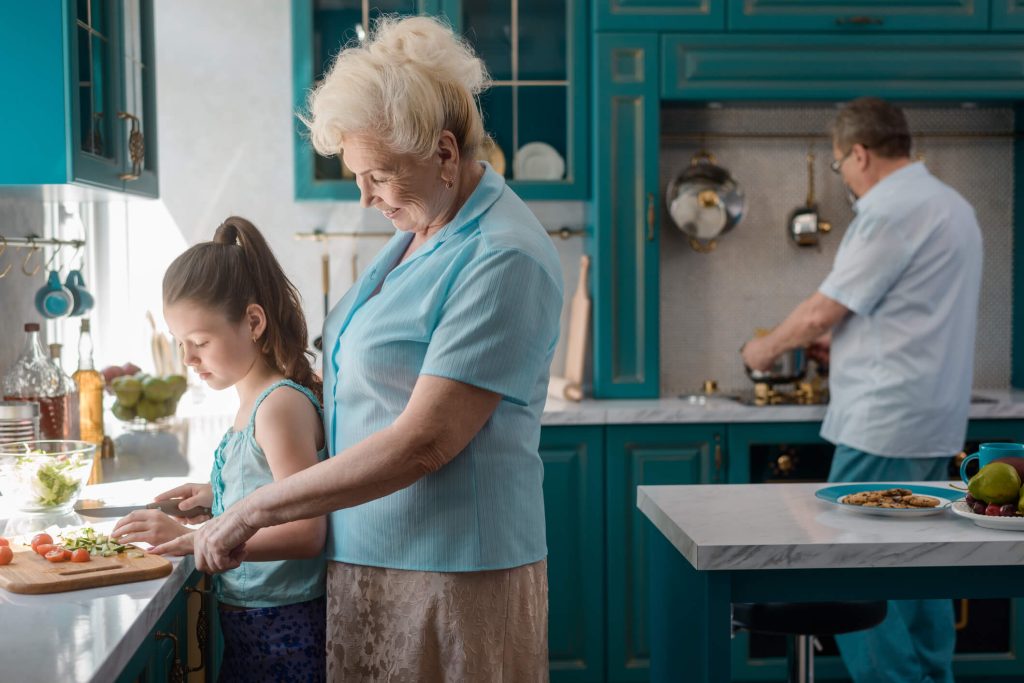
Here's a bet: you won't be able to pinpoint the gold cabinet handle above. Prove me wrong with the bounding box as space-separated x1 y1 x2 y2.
646 192 655 242
955 599 969 630
155 631 186 683
835 15 883 25
117 111 145 181
185 586 209 673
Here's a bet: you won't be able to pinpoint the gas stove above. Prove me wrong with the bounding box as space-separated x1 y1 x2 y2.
733 378 829 406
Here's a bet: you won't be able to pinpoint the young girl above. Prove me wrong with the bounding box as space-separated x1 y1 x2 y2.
111 216 327 683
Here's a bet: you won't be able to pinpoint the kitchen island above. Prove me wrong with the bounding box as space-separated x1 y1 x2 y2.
639 482 1024 683
0 479 206 683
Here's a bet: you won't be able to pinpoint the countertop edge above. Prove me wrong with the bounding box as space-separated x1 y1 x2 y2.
90 555 197 683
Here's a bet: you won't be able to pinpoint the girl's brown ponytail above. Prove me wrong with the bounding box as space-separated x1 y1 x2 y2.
163 216 322 403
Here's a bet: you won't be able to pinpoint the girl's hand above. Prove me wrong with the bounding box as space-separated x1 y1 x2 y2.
152 498 256 573
111 509 192 547
154 483 214 522
150 532 195 557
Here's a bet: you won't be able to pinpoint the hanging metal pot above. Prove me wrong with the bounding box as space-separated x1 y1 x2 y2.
787 149 831 248
666 150 746 253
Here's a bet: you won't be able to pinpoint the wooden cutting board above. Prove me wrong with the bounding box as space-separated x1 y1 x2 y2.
560 255 591 401
0 544 172 594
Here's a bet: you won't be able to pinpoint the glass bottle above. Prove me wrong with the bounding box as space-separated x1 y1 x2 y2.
73 319 105 445
1 323 67 439
49 343 80 441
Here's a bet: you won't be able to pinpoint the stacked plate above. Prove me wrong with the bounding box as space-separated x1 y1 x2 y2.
0 401 40 445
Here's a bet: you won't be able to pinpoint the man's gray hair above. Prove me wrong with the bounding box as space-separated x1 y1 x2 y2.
831 97 912 159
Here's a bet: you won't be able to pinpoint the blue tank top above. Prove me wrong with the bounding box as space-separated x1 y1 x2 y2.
210 379 327 608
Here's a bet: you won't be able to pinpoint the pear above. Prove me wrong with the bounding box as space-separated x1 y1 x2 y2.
1018 484 1024 515
968 462 1022 505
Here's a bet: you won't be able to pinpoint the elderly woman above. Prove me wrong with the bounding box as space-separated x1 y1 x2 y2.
155 14 562 682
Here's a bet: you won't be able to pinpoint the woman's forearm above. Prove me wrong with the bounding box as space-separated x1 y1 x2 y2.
243 421 441 530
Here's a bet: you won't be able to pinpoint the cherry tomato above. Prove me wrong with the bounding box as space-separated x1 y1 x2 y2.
45 548 67 563
71 548 90 563
35 543 57 556
0 537 9 547
30 533 53 551
0 547 12 565
63 549 72 561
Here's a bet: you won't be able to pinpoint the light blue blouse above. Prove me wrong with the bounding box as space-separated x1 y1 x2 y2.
322 163 563 572
210 379 328 607
819 162 982 457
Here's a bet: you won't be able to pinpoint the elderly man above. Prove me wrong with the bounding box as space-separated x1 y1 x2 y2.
741 97 982 683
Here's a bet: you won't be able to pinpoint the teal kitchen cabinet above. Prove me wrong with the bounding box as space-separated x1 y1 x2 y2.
591 34 660 398
594 0 725 32
540 426 606 682
662 34 1024 102
993 0 1024 28
0 0 158 196
605 424 724 682
292 0 588 200
116 571 207 683
727 0 988 32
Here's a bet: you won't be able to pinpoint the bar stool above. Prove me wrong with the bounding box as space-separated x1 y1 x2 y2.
732 601 888 683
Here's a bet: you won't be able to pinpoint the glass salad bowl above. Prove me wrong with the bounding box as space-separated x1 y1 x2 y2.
0 440 97 514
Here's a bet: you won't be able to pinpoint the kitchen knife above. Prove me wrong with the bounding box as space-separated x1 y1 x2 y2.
74 499 212 519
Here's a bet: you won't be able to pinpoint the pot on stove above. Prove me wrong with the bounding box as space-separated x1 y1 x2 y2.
745 347 808 386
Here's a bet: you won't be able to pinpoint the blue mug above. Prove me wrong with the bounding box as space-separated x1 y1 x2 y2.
34 270 73 318
65 270 94 316
959 442 1024 484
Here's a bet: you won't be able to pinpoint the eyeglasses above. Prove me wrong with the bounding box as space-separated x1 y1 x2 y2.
830 149 854 174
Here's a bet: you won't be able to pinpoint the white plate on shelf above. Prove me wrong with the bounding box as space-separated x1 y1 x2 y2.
951 500 1024 531
513 142 565 180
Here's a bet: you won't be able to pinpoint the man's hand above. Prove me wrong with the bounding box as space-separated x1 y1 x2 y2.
741 336 777 372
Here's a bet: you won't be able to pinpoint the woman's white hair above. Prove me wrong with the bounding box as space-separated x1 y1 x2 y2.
304 15 490 161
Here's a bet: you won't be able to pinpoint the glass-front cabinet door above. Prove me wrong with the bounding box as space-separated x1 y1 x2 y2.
118 0 157 196
444 0 587 199
292 0 587 200
73 0 122 188
293 0 429 200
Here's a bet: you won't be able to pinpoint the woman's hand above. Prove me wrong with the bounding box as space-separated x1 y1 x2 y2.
151 531 195 557
154 482 214 523
151 498 257 573
112 510 192 547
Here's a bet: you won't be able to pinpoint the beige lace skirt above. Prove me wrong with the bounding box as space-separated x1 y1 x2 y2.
325 559 549 682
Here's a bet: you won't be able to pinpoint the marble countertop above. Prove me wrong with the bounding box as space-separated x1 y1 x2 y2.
638 481 1024 572
0 479 197 683
542 387 1024 425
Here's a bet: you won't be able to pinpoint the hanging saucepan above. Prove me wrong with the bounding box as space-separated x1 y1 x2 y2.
787 149 831 248
666 150 746 253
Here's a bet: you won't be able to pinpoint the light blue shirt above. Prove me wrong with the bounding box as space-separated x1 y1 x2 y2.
322 163 563 571
210 380 328 607
819 162 982 457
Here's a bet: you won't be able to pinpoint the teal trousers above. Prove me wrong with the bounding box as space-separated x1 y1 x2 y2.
827 444 956 683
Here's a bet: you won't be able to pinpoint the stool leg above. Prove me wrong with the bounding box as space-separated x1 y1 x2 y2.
790 635 814 683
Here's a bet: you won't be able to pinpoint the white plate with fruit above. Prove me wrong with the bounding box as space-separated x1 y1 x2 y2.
951 497 1024 531
956 460 1024 530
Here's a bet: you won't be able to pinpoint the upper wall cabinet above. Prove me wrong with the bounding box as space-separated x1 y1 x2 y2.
595 0 726 32
728 0 989 32
292 0 588 201
993 0 1024 28
0 0 158 197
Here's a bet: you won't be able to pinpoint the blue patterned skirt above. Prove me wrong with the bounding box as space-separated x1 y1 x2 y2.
218 596 326 683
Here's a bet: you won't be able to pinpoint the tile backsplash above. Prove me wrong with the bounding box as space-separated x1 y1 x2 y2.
659 105 1013 397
